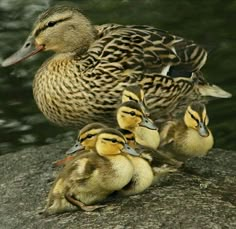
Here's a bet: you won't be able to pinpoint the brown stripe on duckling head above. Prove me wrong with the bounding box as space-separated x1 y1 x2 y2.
79 122 107 137
78 123 107 144
118 101 143 113
189 102 206 123
98 128 126 142
117 128 136 141
122 85 144 101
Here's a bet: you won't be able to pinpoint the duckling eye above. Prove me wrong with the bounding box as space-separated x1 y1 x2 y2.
86 134 93 139
189 112 197 121
128 96 138 103
129 111 136 116
188 111 200 127
47 21 57 27
111 139 117 143
188 112 199 126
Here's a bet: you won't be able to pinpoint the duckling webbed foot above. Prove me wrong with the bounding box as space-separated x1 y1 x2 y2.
65 193 106 212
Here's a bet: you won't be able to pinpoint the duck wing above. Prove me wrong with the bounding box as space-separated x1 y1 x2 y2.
85 24 181 76
94 24 207 76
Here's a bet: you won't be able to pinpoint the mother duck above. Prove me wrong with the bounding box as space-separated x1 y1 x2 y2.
2 5 231 127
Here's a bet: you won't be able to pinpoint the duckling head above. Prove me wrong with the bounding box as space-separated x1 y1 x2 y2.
2 5 96 67
117 101 156 131
118 128 136 149
95 128 139 157
122 85 149 116
184 102 210 137
66 122 106 155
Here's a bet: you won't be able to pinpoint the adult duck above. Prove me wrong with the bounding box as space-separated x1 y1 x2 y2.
2 5 231 127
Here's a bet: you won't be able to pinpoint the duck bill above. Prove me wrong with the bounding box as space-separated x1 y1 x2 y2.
139 116 157 130
66 141 85 155
198 122 209 137
122 143 139 156
1 36 44 67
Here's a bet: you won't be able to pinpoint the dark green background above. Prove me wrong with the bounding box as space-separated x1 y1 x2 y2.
0 0 235 155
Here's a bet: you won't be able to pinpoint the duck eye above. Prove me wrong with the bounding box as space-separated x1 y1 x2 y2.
47 21 57 27
130 111 136 116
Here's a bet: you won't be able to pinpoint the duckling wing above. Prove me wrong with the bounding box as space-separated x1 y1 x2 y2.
139 145 182 168
60 152 98 184
159 121 177 147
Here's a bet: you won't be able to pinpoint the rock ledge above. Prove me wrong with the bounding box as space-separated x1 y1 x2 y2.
0 141 235 229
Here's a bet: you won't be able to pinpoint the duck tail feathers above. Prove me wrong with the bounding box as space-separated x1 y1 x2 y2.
198 84 232 98
191 71 232 98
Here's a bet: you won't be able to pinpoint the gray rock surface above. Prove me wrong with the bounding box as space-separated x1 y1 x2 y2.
0 141 235 229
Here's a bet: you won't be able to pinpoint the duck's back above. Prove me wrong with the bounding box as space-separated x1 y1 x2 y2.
94 24 207 75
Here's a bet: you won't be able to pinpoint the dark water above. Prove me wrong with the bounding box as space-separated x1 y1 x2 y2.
0 0 235 155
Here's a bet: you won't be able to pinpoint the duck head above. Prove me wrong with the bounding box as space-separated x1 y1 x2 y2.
2 5 96 67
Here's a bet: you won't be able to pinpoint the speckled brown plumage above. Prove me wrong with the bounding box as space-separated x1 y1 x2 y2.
2 5 231 127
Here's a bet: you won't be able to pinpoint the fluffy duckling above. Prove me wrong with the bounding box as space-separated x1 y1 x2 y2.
113 129 154 196
119 129 180 186
117 101 160 149
63 124 153 197
45 128 138 214
53 122 107 167
160 102 214 161
116 102 181 185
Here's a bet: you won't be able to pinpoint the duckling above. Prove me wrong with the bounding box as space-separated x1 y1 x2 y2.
117 101 160 149
159 102 214 161
53 122 107 167
118 129 180 186
65 125 154 197
2 5 231 127
45 128 138 214
116 102 181 185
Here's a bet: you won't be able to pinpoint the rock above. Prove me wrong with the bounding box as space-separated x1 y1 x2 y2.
0 142 235 229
